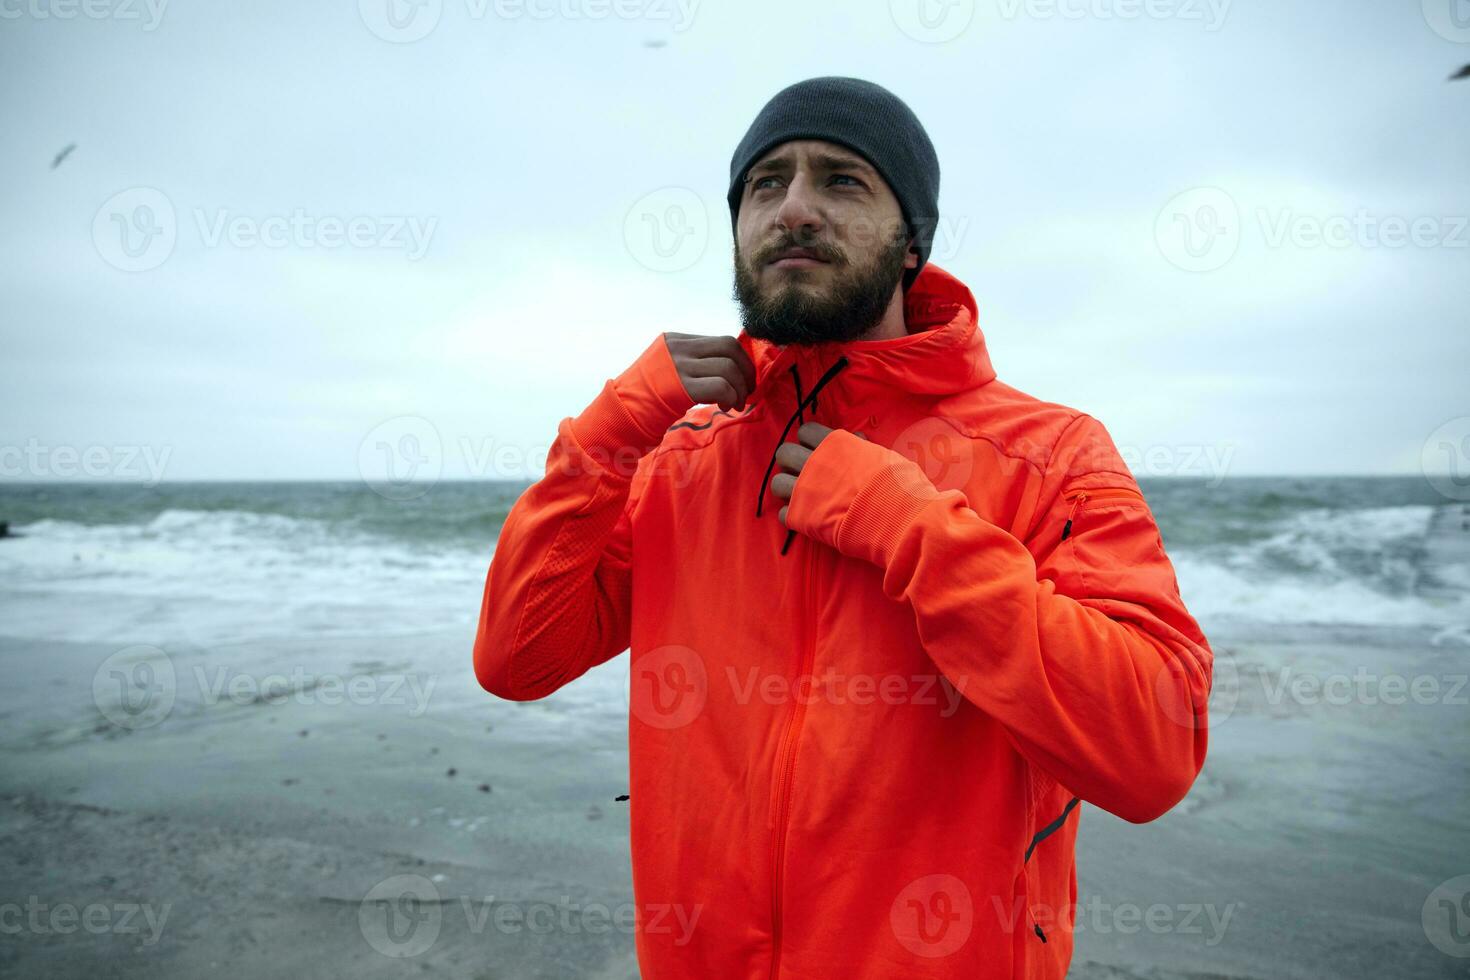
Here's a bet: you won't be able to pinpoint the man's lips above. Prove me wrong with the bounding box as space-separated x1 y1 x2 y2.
766 248 830 268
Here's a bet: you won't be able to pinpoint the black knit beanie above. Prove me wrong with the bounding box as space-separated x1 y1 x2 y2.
727 76 940 292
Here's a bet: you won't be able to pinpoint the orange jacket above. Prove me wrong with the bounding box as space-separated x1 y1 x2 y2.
474 262 1213 979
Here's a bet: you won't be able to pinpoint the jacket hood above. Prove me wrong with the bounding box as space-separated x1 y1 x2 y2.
735 261 997 405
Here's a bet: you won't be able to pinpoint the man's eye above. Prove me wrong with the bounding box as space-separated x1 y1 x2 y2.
750 174 862 193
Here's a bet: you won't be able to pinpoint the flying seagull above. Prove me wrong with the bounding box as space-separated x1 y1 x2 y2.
1450 64 1470 81
50 143 76 169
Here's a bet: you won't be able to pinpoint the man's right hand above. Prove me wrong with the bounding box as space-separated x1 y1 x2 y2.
664 333 757 413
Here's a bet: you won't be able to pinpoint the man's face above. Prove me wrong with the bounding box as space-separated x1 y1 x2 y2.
732 139 917 347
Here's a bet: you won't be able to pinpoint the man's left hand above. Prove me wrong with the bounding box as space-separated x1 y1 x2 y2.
769 422 866 526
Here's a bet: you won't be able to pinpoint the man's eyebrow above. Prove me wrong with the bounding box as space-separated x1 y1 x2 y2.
747 151 876 178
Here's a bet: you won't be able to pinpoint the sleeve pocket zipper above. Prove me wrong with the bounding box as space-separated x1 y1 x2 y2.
1060 487 1145 542
1022 796 1081 943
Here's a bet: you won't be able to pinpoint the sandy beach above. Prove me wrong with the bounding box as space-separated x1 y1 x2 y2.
2 616 1466 977
1 487 1466 978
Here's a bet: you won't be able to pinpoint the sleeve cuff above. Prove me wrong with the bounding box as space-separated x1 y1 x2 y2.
569 335 695 468
786 429 952 566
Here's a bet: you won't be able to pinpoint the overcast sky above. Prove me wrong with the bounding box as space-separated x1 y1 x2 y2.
2 0 1466 484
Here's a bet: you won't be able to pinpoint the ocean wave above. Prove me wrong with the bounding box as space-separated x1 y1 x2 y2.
2 496 1464 635
0 509 487 633
1171 504 1467 627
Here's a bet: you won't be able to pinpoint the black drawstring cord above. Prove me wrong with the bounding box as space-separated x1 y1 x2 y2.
777 364 808 557
755 355 851 556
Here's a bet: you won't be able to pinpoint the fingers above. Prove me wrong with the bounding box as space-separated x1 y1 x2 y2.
665 334 757 411
682 335 755 384
667 332 758 405
683 376 741 411
713 337 757 395
701 337 755 404
682 356 751 409
770 426 867 523
796 422 834 449
773 441 809 476
769 441 808 503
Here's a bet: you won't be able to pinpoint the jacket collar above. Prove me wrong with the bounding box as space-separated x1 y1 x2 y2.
736 262 996 408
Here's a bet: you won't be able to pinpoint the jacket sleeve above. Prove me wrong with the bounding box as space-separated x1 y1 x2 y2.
783 415 1214 823
473 335 694 701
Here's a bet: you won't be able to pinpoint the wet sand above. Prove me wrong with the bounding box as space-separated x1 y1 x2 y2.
0 595 1465 978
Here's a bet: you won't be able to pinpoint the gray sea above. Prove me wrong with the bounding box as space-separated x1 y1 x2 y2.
1 476 1464 647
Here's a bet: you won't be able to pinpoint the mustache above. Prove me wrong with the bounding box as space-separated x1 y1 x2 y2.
754 235 845 266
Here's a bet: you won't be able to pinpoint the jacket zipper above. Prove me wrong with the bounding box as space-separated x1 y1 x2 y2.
769 533 820 979
1019 795 1081 943
1060 487 1144 541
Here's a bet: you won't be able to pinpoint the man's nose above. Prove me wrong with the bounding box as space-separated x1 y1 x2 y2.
774 173 824 239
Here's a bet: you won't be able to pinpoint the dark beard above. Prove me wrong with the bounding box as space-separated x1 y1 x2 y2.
732 232 910 347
